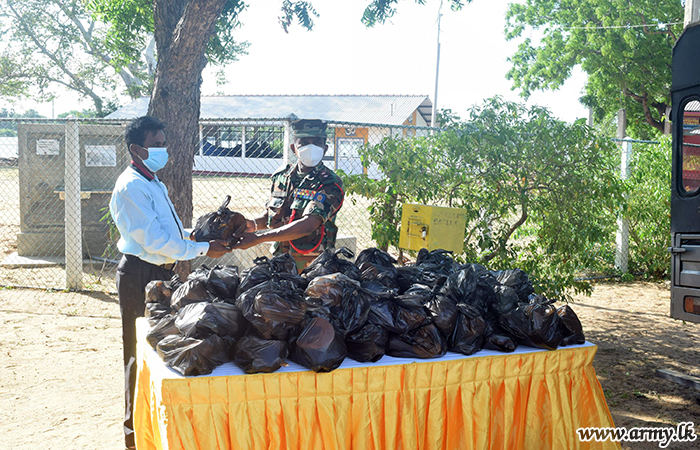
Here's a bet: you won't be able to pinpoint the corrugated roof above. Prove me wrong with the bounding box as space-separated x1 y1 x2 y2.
106 95 432 126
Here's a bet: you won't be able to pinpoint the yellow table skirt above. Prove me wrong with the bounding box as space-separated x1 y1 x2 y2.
134 318 618 450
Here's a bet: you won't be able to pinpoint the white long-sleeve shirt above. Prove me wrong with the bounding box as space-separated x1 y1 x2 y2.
109 165 209 265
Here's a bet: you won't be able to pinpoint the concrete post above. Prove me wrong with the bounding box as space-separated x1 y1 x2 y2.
685 0 700 27
616 136 633 274
65 119 83 289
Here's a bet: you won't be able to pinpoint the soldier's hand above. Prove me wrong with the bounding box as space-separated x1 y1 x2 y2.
206 240 232 258
245 219 256 233
230 232 260 250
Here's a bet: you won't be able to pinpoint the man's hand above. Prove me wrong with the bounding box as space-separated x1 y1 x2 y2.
230 232 261 250
206 239 232 258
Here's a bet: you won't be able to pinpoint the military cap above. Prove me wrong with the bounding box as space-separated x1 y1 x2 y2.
292 119 327 138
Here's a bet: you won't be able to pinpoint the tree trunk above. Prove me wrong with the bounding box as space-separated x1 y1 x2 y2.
147 0 227 226
148 0 226 277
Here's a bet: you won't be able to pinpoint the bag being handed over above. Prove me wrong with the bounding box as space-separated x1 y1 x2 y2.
192 195 247 245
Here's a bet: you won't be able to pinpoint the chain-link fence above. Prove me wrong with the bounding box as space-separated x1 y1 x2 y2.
0 117 434 292
0 117 664 292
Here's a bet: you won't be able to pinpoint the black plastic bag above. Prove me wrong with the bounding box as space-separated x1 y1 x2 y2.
415 248 461 275
366 285 428 335
484 333 518 353
304 273 349 307
367 298 396 330
396 265 446 293
175 301 247 339
492 269 535 304
170 279 212 311
237 279 307 340
355 247 397 268
481 314 518 352
270 252 299 274
360 280 399 299
386 323 446 359
345 322 387 363
391 289 431 334
192 195 247 244
290 317 347 372
424 294 459 337
156 334 231 376
237 254 299 295
491 285 521 316
335 288 372 336
557 305 585 346
449 303 486 355
499 300 564 350
232 335 288 374
188 265 239 300
146 314 179 348
302 247 362 281
145 301 173 324
358 261 400 290
305 273 372 335
440 264 499 317
144 275 182 304
356 248 399 289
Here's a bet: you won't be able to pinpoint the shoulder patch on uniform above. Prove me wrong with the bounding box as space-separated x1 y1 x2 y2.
318 166 342 186
272 164 291 176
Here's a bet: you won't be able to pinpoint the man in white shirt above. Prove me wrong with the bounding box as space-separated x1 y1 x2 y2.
109 115 230 450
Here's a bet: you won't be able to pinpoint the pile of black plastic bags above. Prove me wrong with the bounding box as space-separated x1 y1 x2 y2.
144 247 585 376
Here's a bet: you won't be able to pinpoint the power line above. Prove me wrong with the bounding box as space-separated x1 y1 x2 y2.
560 21 682 30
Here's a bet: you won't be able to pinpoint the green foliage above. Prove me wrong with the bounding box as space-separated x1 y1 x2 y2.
0 108 45 135
56 100 120 118
625 135 671 278
344 98 624 298
0 0 148 114
279 0 318 32
505 0 683 136
88 0 250 68
361 0 467 27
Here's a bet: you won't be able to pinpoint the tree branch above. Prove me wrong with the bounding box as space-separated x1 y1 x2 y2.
624 88 664 132
482 200 528 263
7 1 104 113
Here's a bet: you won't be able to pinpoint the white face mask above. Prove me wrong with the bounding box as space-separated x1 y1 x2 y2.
296 144 324 167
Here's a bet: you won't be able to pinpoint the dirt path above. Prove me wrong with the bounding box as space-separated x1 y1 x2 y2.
1 281 699 449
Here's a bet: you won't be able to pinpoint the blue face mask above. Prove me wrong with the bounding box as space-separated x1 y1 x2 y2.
142 147 168 172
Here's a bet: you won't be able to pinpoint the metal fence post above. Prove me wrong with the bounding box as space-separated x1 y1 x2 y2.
283 120 291 166
64 119 83 289
615 137 633 273
240 126 246 158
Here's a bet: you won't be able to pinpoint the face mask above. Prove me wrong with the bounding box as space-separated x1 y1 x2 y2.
296 144 324 167
142 147 168 172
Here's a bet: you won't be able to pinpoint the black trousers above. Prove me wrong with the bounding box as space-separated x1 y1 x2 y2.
116 254 174 449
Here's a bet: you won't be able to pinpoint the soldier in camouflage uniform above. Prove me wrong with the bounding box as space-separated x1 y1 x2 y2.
232 119 344 270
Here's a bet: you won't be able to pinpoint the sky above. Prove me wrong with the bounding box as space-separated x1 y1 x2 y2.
5 0 589 123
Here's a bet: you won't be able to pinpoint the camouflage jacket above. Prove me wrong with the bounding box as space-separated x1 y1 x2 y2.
266 163 344 257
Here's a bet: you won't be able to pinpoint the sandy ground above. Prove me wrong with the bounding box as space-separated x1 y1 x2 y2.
1 281 699 450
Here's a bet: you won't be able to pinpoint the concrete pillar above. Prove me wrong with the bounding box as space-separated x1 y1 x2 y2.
64 119 83 289
615 136 633 273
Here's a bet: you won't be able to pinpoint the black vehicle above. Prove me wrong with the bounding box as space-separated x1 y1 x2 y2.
670 22 700 323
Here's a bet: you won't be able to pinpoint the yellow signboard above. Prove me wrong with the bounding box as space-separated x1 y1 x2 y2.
398 203 467 253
